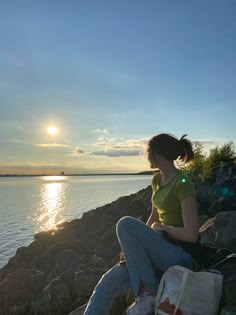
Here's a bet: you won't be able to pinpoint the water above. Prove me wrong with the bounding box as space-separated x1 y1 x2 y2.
0 175 151 268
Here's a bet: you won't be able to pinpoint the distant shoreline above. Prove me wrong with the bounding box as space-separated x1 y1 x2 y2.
0 171 153 177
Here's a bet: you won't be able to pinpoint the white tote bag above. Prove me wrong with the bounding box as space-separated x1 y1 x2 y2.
155 265 223 315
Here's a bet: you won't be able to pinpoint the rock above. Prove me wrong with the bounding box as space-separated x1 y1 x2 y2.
79 231 100 253
75 268 106 299
208 194 236 216
220 306 236 315
41 277 72 314
94 224 119 259
0 268 45 314
196 184 215 215
50 249 80 279
214 178 236 196
211 254 236 309
200 212 236 250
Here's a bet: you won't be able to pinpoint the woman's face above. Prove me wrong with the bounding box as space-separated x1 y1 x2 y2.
147 146 159 169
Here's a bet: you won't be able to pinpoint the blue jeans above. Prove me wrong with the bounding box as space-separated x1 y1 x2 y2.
83 216 194 315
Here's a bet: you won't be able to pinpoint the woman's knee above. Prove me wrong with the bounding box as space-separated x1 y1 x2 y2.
116 216 137 236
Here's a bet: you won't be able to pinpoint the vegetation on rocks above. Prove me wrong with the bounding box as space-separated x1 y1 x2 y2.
188 141 236 183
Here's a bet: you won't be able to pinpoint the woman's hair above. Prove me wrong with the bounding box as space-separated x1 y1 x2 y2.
147 133 194 163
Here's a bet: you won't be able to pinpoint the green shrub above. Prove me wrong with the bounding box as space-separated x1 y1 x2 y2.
188 141 236 183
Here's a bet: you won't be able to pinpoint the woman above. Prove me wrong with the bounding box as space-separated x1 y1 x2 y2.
83 133 199 315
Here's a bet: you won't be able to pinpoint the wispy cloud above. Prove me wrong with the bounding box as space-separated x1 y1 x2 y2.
94 137 118 147
91 149 143 157
35 143 69 147
73 137 148 157
0 139 31 145
192 139 215 145
94 129 109 134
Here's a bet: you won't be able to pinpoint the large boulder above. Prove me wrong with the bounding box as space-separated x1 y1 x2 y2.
200 211 236 251
208 194 236 216
0 268 46 315
196 184 215 215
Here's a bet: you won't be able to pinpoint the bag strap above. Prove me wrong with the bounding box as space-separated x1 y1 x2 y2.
173 269 189 315
155 271 167 315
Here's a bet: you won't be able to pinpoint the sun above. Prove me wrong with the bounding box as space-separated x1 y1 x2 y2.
47 126 58 136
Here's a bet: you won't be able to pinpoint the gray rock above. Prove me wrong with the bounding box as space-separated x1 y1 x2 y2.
0 268 45 314
50 249 80 279
208 194 236 216
41 277 72 314
220 306 236 315
75 268 106 299
200 211 236 250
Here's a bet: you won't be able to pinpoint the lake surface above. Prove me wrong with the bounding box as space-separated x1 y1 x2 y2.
0 175 151 268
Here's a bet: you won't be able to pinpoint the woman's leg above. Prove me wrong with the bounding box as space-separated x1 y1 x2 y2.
116 216 194 298
83 263 132 315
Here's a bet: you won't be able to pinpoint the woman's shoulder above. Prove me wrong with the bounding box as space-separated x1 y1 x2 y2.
176 170 194 184
152 171 161 189
175 170 196 199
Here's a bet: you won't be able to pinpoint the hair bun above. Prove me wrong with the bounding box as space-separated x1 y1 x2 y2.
179 134 188 142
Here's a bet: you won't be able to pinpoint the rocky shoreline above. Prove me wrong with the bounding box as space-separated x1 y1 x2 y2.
0 165 236 315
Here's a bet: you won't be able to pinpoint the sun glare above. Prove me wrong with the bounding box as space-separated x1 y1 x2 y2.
47 126 58 136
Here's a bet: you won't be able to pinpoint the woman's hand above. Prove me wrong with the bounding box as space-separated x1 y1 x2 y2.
151 197 199 243
119 251 126 264
151 221 164 231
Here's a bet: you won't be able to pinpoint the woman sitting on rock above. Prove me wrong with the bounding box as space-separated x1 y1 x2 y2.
83 133 199 315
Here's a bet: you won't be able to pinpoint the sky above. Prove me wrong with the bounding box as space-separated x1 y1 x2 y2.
0 0 235 174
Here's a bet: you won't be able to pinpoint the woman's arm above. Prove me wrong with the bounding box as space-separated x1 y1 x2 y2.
146 205 159 227
152 197 199 243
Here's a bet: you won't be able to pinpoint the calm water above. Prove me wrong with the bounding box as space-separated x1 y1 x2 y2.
0 175 151 268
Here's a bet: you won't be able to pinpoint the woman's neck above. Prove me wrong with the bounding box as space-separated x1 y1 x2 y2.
159 163 178 184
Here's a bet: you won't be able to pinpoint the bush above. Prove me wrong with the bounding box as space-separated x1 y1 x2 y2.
188 142 236 183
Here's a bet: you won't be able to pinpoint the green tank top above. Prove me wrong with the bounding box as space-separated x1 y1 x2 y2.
151 170 196 227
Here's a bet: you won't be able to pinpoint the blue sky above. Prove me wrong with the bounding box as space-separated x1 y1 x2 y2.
0 0 235 174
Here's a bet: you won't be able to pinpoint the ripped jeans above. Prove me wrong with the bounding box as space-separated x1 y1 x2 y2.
83 216 194 315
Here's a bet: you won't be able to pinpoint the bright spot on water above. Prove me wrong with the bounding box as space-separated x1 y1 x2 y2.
34 182 66 232
41 176 66 181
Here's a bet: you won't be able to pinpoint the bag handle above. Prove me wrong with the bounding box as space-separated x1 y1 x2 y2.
155 266 190 315
155 271 167 315
173 269 188 315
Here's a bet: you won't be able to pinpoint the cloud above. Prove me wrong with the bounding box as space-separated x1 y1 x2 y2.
192 139 214 145
95 129 109 134
72 147 87 154
119 139 148 149
91 149 143 157
91 137 148 157
94 138 147 148
35 143 69 147
73 137 148 158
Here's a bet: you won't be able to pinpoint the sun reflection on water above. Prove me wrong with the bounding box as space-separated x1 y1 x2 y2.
35 181 67 232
